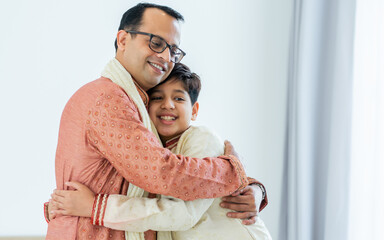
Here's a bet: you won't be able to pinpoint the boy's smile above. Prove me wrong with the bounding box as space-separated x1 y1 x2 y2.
148 78 199 144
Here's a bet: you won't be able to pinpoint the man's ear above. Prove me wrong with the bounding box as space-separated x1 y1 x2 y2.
191 102 199 121
116 30 129 51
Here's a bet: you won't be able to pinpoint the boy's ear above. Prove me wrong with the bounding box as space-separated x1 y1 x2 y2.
191 102 199 121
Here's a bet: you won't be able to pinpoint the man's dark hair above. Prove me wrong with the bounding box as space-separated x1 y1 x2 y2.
148 63 201 105
114 3 184 51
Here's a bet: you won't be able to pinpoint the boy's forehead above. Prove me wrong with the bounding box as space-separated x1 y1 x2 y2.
154 78 187 92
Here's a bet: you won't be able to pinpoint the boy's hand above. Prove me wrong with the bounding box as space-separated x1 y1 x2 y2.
47 198 59 220
220 184 263 225
50 181 95 218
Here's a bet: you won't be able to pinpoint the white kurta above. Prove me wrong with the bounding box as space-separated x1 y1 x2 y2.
102 126 272 239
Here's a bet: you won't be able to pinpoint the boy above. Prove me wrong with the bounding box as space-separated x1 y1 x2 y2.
51 63 271 239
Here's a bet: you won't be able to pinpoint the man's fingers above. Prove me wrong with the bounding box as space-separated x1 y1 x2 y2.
224 140 234 156
220 202 255 212
229 190 241 197
238 186 254 195
222 195 253 204
242 216 257 225
226 211 257 219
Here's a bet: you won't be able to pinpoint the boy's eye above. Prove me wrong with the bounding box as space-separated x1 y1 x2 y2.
150 96 163 101
175 97 185 101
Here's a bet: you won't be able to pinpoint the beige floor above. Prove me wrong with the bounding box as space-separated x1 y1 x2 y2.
0 237 44 240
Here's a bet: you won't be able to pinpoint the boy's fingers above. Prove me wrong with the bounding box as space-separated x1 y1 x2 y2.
53 189 69 197
51 193 64 203
51 209 67 217
65 181 82 190
50 211 57 220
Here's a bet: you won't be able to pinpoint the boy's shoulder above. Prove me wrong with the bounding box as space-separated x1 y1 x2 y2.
176 125 224 158
182 125 221 140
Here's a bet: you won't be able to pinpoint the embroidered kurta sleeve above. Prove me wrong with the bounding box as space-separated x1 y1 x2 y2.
86 86 248 201
247 177 268 212
90 126 224 231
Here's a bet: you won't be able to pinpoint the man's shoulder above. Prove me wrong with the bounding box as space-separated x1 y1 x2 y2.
78 77 123 94
70 77 128 102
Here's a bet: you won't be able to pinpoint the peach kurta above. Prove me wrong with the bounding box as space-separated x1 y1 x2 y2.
46 62 248 240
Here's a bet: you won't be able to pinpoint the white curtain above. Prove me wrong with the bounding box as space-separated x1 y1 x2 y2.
280 0 356 239
349 0 384 239
281 0 384 239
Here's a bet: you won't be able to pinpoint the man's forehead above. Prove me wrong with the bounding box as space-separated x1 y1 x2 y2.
139 8 181 45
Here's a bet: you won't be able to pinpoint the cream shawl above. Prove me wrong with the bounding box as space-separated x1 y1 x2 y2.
101 58 161 240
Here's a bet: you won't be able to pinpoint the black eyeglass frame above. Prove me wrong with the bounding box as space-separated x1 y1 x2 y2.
125 30 186 63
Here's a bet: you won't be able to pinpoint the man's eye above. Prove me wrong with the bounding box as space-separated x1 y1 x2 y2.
152 41 162 47
151 38 164 48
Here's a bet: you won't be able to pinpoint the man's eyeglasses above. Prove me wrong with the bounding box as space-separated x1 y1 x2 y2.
125 30 186 63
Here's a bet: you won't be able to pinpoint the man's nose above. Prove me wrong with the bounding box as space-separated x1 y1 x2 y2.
157 47 172 63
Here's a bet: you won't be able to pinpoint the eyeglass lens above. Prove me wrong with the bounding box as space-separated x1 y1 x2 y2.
149 35 183 63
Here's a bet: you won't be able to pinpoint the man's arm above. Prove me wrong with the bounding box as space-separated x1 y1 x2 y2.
220 178 268 225
85 85 248 200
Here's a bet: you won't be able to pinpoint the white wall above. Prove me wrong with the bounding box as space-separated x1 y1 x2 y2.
0 0 292 238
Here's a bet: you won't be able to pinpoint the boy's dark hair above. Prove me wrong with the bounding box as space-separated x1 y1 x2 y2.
114 3 184 51
148 63 202 105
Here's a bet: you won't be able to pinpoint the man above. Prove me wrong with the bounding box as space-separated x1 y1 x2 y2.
46 3 267 240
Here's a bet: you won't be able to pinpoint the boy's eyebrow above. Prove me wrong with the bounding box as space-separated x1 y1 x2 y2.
173 89 188 94
149 88 187 95
149 89 163 94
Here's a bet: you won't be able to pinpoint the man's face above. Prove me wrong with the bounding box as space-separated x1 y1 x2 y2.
117 8 181 91
148 78 199 143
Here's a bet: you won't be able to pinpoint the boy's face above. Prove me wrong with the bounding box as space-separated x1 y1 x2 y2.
149 78 199 142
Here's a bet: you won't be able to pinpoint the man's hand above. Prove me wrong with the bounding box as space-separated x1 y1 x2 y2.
50 181 95 218
224 140 239 159
220 184 263 225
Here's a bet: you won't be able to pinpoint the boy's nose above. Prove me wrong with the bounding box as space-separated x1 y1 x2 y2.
161 99 175 109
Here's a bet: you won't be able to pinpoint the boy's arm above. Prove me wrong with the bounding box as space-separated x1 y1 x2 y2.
93 194 214 231
50 182 213 232
86 87 248 201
